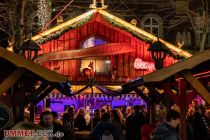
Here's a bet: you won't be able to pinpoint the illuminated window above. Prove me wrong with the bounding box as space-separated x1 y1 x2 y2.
80 37 110 74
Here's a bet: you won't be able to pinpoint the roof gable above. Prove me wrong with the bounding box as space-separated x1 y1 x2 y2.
32 9 192 58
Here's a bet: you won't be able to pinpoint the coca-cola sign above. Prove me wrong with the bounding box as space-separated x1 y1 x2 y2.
134 58 155 72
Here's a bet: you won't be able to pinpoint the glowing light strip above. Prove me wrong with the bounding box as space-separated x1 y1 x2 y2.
98 10 192 58
31 9 97 41
52 85 123 93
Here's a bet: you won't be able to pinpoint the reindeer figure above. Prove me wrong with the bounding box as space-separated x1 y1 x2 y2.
82 61 95 79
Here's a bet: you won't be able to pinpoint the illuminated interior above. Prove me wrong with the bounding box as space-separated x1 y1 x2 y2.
80 37 110 74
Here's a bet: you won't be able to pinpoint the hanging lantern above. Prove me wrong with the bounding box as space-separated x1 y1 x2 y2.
20 39 41 61
148 38 170 70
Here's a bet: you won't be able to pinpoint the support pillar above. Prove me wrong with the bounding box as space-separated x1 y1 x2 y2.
148 102 155 124
46 98 51 108
17 104 25 122
29 105 35 122
179 79 187 140
43 98 46 109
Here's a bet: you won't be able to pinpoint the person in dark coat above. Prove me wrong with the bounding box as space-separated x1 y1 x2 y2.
75 108 87 131
62 106 75 140
39 111 67 140
125 106 133 140
130 105 148 140
191 110 208 140
92 112 117 140
93 109 101 129
151 109 180 140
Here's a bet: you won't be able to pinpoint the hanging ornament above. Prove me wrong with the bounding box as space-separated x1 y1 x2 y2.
57 15 64 25
38 0 51 28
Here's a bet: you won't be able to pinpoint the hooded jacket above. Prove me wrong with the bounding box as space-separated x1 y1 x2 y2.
151 123 179 140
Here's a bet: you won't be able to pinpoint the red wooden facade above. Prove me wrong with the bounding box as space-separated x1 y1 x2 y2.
37 12 176 83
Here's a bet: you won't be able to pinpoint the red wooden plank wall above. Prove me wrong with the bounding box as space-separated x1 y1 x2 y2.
39 19 176 81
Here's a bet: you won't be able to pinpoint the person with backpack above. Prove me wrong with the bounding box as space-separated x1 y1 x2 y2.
151 109 180 140
92 112 117 140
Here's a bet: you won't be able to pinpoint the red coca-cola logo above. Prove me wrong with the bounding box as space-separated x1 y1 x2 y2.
134 58 155 72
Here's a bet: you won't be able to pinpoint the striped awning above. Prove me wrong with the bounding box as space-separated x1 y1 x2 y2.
47 93 141 100
51 85 136 94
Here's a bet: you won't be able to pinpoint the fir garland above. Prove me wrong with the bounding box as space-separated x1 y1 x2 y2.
36 14 93 44
35 12 188 59
102 15 152 43
102 15 187 59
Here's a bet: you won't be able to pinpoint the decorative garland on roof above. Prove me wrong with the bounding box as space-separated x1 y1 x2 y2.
102 15 152 43
102 15 188 59
36 14 93 44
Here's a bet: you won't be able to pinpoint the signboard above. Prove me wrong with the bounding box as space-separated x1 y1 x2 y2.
35 43 134 63
134 58 155 72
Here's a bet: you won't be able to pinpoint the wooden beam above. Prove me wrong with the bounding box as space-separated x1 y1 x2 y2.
144 84 161 103
0 68 26 95
182 71 210 105
160 82 180 106
24 84 49 106
33 85 54 105
179 80 187 140
134 88 150 103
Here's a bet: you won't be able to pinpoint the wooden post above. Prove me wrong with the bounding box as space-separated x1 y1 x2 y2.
43 98 46 109
46 98 51 108
18 103 25 122
148 102 155 124
179 79 187 140
29 105 35 122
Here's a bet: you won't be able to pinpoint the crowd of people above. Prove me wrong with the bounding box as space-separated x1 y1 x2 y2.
3 99 210 140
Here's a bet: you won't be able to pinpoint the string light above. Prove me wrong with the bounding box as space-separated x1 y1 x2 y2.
38 0 51 28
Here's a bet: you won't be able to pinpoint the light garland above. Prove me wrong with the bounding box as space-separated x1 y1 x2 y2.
32 9 96 41
38 0 51 28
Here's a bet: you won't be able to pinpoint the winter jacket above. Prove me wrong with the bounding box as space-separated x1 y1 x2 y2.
92 121 117 140
151 123 179 140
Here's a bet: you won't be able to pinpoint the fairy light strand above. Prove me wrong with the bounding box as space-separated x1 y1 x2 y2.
38 0 51 28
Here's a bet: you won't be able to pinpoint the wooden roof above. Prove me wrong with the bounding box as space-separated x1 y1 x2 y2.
0 47 67 83
31 9 192 58
143 49 210 82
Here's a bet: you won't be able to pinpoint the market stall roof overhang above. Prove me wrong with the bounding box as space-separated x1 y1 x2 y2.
0 47 70 100
142 49 210 105
143 49 210 83
0 47 67 83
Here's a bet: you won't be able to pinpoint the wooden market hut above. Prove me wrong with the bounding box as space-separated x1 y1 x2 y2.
0 47 70 128
31 8 192 110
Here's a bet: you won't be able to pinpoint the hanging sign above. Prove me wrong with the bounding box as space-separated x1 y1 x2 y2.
35 43 134 63
134 58 155 72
